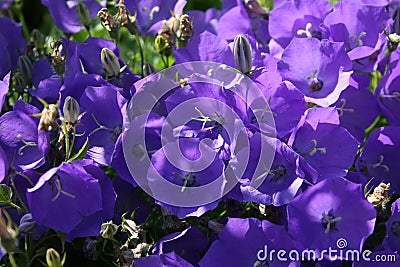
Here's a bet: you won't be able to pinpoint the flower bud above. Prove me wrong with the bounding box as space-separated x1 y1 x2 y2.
117 1 138 35
63 96 80 125
19 213 35 234
39 103 59 131
98 8 120 40
132 243 150 258
154 34 170 54
143 62 156 77
31 29 45 49
245 0 268 17
233 34 253 74
17 55 33 84
77 2 91 27
12 72 26 93
46 248 62 267
101 48 121 77
100 221 118 239
176 14 193 48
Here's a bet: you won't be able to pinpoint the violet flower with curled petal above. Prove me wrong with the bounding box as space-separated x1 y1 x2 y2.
0 17 25 79
217 4 252 41
323 0 390 72
26 160 116 242
41 0 105 34
199 217 299 267
278 38 353 107
174 31 235 66
239 133 305 206
288 107 359 182
269 0 332 48
332 86 380 142
75 84 126 166
356 126 400 192
0 100 50 171
268 82 307 139
112 176 151 224
376 62 400 126
287 177 376 261
125 0 187 35
149 138 225 218
151 226 208 265
111 112 165 188
0 72 10 110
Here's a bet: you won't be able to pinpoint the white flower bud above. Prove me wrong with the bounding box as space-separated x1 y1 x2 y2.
63 96 80 124
101 48 121 77
233 34 252 74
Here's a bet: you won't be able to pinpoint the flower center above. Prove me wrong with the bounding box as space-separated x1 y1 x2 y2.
269 165 288 183
322 210 342 233
307 70 323 92
173 172 198 192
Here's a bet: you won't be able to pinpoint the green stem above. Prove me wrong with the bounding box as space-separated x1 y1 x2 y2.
135 33 144 77
9 253 17 267
10 176 28 213
13 1 29 39
66 126 76 161
161 55 168 69
86 26 92 37
384 50 392 76
14 171 34 186
62 120 70 161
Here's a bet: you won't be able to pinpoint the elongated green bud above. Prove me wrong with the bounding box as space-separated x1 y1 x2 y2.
46 248 62 267
101 48 121 77
18 55 33 84
77 2 91 27
233 34 252 74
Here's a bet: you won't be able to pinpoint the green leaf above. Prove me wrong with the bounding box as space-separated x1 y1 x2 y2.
0 184 13 204
67 137 89 162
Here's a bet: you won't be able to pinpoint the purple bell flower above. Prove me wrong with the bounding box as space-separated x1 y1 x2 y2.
26 160 116 241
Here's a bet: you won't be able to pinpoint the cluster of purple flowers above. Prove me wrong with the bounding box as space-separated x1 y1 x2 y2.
0 0 400 266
